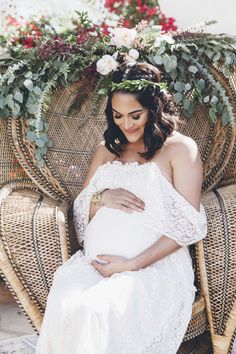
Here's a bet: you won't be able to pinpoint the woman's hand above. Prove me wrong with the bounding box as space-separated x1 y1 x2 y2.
102 188 145 213
91 255 133 277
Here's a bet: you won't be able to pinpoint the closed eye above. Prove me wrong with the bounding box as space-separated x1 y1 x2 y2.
132 115 141 120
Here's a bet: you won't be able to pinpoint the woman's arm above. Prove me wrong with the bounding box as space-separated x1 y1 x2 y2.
129 136 203 270
93 136 204 275
77 142 145 222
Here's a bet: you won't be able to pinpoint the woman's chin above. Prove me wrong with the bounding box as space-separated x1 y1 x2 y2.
125 134 143 143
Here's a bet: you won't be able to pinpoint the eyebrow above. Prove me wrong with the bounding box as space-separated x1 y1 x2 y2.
112 108 144 115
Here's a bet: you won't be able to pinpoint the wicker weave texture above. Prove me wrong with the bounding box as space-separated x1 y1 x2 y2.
199 184 236 354
0 181 71 331
8 69 236 202
0 120 30 187
183 295 208 342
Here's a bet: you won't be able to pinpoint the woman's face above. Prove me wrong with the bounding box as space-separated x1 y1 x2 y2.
111 92 149 143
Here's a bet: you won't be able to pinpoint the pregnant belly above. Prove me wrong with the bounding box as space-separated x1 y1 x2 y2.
84 206 158 260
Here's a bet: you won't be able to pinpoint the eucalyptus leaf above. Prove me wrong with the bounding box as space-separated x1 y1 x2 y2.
222 108 230 126
209 108 217 122
27 104 38 115
12 103 20 116
46 140 53 147
185 83 191 91
182 52 190 62
24 71 32 78
97 88 108 95
174 92 183 104
14 91 23 103
44 122 49 130
156 46 165 55
0 107 10 119
205 50 214 60
35 120 44 131
169 69 177 81
152 55 162 65
0 97 4 109
40 146 48 155
35 138 46 148
27 130 37 142
38 159 46 168
183 98 191 110
223 67 230 78
211 96 219 104
189 65 198 74
197 79 205 91
7 75 15 85
5 94 14 110
213 52 221 62
29 119 36 127
33 86 42 95
174 81 185 92
35 150 42 161
203 96 210 103
170 55 177 69
24 79 34 91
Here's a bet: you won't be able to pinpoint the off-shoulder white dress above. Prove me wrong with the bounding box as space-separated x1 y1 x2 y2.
35 161 207 354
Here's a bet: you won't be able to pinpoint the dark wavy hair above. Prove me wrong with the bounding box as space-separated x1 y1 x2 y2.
104 62 179 160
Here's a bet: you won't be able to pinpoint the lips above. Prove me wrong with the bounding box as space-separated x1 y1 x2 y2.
124 128 139 134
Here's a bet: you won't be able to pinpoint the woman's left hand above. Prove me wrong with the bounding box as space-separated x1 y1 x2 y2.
91 255 133 277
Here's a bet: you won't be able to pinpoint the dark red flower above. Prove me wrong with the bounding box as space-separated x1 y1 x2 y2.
138 4 148 13
22 36 34 48
101 23 110 35
146 7 157 17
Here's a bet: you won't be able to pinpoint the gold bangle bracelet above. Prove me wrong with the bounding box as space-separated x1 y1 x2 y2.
91 189 109 207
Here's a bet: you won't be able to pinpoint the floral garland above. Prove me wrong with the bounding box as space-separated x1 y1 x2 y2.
0 13 236 168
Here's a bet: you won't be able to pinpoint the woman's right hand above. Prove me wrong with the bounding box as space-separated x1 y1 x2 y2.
101 188 145 213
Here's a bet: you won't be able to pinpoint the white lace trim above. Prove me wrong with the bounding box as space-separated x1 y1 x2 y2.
73 161 207 247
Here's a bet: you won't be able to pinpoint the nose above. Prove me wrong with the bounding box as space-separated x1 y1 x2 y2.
123 117 134 130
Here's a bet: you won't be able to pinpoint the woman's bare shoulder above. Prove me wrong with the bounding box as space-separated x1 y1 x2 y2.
163 130 202 171
166 131 197 148
165 131 199 159
95 141 115 162
165 132 203 210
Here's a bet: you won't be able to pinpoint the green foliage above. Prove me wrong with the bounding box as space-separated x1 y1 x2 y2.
148 31 236 123
0 16 236 168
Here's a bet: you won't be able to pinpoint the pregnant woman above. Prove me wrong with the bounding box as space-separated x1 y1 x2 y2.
35 62 207 354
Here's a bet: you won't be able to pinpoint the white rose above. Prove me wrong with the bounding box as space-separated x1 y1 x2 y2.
128 49 139 60
154 34 175 47
110 28 137 48
96 55 118 75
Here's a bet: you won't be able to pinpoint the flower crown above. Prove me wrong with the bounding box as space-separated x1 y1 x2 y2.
95 25 172 96
111 79 168 93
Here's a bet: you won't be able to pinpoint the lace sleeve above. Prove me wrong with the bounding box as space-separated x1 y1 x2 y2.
145 170 207 247
163 194 207 247
72 164 111 246
73 183 97 246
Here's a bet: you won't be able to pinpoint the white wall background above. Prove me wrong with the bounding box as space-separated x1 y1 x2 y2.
160 0 236 35
1 0 236 36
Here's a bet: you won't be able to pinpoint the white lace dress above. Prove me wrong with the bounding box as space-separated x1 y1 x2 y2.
35 161 207 354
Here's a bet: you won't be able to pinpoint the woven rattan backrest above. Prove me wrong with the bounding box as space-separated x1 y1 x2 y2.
0 120 30 187
8 68 236 200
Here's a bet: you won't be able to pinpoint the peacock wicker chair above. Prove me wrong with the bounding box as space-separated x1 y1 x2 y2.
0 66 235 352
